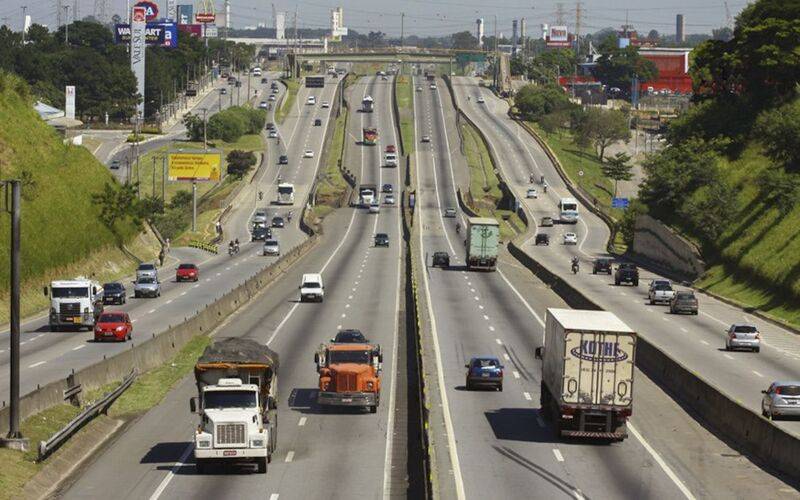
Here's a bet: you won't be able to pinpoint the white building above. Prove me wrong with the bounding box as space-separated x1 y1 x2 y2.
274 11 285 40
330 7 347 40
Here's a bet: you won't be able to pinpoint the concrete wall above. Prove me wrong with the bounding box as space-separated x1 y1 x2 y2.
633 214 705 280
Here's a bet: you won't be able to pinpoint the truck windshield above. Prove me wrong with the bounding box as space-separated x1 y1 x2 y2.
204 390 257 409
278 186 294 195
51 287 89 298
329 350 371 364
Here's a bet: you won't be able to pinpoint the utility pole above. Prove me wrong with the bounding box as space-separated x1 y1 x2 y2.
202 107 208 150
72 0 78 21
400 13 405 47
0 181 28 452
63 5 70 45
493 14 498 90
21 6 27 43
152 156 157 197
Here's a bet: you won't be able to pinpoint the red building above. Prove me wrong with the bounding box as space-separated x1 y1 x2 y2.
638 48 693 93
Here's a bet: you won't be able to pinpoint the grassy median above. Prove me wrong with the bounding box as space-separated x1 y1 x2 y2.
395 75 415 154
276 79 299 124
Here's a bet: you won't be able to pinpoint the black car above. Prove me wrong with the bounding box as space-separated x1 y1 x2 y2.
102 282 126 305
110 160 120 170
227 76 236 84
432 251 450 268
271 82 279 90
278 155 289 165
614 263 639 286
314 118 322 126
261 77 268 84
332 329 368 343
382 183 393 193
272 216 285 228
535 233 550 246
266 122 275 130
593 258 613 275
374 233 389 247
251 226 272 241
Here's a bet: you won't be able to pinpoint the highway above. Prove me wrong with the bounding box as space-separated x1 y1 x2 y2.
60 75 407 499
451 76 800 435
0 74 338 404
414 76 794 498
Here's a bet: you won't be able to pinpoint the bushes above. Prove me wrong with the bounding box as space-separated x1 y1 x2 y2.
185 106 266 144
226 150 257 178
515 84 575 121
755 99 800 173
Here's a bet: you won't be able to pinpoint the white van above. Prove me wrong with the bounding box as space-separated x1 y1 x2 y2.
384 152 398 167
300 273 324 302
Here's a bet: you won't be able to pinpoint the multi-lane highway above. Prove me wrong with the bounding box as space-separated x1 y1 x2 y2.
0 74 338 404
451 76 800 436
60 75 407 499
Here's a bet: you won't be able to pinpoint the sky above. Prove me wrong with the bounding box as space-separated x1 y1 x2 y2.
0 0 750 38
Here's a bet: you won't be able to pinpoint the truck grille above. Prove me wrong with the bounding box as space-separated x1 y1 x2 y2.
336 373 357 392
216 423 246 445
59 303 80 315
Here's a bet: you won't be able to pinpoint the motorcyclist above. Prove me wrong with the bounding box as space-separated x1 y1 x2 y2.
228 240 235 255
540 175 545 184
287 210 293 222
529 173 535 183
234 238 240 252
455 221 461 234
543 180 548 193
571 256 580 274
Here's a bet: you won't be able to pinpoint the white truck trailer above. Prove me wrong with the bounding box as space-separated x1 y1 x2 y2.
536 308 636 440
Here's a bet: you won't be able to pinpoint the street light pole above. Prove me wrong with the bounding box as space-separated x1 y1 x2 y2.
63 5 70 45
202 107 208 150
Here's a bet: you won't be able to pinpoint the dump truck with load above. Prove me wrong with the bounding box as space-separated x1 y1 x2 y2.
536 308 636 440
190 338 279 473
362 127 378 145
315 341 382 413
466 217 500 271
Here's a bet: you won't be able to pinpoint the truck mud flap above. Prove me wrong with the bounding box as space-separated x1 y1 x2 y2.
561 430 627 440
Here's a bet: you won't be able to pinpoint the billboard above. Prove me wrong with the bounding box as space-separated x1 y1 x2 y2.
131 7 146 117
177 4 193 24
134 0 160 21
195 12 215 23
547 25 570 47
115 22 178 47
166 0 176 21
178 23 203 37
168 151 222 181
65 85 75 120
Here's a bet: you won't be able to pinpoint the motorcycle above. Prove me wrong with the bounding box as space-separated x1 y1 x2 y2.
571 259 580 274
455 223 461 234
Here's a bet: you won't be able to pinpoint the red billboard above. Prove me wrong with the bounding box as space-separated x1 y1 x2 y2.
133 1 159 21
195 12 215 23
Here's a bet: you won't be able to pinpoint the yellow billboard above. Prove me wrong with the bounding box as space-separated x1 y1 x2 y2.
168 151 222 181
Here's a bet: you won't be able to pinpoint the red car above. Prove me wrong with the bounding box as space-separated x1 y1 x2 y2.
385 144 396 153
176 263 199 282
94 312 133 342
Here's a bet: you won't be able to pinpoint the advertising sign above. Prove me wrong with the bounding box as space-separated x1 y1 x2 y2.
178 23 202 37
547 25 570 47
130 7 146 116
133 0 159 21
204 25 218 37
168 151 222 181
65 85 75 120
177 4 193 24
114 22 177 47
195 12 215 23
166 0 176 21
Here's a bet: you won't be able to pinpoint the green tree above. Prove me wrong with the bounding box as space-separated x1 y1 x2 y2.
182 113 205 142
602 152 634 196
594 35 658 92
755 99 800 172
170 190 193 209
757 168 800 215
573 108 630 162
679 179 738 242
92 182 139 235
226 150 257 178
451 31 479 50
514 84 573 121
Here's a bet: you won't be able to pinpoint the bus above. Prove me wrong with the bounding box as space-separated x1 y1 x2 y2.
277 183 295 205
305 76 325 88
559 197 579 224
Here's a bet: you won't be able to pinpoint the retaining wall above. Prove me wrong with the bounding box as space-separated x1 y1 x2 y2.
632 214 705 280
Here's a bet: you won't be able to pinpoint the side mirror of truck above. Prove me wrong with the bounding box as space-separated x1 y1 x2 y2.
43 287 48 296
314 353 319 364
268 396 278 410
465 364 470 368
534 347 544 360
378 353 383 363
189 397 198 413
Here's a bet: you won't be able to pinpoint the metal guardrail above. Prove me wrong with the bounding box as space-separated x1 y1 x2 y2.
189 240 219 254
39 369 137 461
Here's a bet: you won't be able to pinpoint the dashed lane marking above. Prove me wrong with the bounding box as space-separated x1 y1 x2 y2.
298 417 307 426
28 361 46 368
503 353 510 361
72 345 85 351
553 449 564 462
752 370 764 378
285 451 295 463
513 371 520 379
495 338 502 345
523 392 532 401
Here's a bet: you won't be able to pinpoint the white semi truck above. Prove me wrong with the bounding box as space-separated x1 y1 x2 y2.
536 308 636 440
190 338 279 473
45 277 104 331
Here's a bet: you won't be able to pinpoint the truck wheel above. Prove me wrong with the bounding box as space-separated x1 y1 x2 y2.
633 280 639 286
592 270 596 274
614 280 620 286
497 383 503 392
256 457 267 474
369 405 377 413
195 459 206 474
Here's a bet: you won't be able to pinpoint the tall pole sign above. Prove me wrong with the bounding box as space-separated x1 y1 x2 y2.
131 6 147 116
166 0 176 21
65 85 75 120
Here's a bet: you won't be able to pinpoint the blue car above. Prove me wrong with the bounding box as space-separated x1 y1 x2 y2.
465 357 504 391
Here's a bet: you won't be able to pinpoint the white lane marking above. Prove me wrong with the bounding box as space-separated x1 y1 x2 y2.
269 495 279 500
205 278 211 282
680 327 688 333
165 299 173 305
752 370 764 378
723 354 734 360
29 361 46 368
483 315 489 320
298 417 307 426
523 392 532 401
345 304 351 309
662 317 669 322
700 340 709 346
495 338 502 345
348 295 353 300
620 291 627 296
553 449 564 462
180 292 187 296
147 309 156 314
341 313 346 318
503 353 510 361
285 451 295 463
474 296 479 301
132 319 138 323
225 267 231 271
216 273 221 277
193 284 199 288
72 345 85 351
149 443 193 500
20 341 27 345
628 423 696 499
489 326 495 332
513 371 520 379
470 288 475 293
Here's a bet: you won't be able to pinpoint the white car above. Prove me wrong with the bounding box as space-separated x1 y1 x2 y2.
369 202 380 214
262 239 280 256
384 194 395 205
477 96 485 104
526 188 538 199
258 101 268 109
726 323 761 352
268 95 276 101
416 86 423 92
307 96 316 105
303 150 314 158
268 130 278 138
421 135 431 143
321 101 330 108
430 83 437 90
563 232 578 245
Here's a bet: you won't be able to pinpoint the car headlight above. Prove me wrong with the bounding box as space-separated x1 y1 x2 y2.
366 381 374 390
197 440 211 448
116 326 126 332
250 438 265 448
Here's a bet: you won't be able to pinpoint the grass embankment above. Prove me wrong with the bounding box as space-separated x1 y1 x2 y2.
460 120 524 241
276 79 299 124
694 144 800 327
395 75 415 154
0 333 212 499
0 71 158 324
308 106 350 222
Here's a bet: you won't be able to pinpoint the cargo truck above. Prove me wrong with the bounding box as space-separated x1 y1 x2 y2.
362 127 378 145
535 308 636 440
315 341 382 413
362 95 374 113
45 277 104 331
466 217 500 271
189 338 279 473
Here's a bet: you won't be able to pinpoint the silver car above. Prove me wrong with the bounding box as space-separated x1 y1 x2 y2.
263 239 280 256
136 263 158 280
725 323 761 352
762 381 800 419
133 276 161 298
444 207 457 218
253 209 268 224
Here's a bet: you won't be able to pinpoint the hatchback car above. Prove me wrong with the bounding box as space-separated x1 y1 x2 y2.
272 216 285 228
133 276 160 298
220 88 227 95
592 258 613 275
535 233 550 246
563 232 578 245
261 77 268 84
268 94 276 101
374 233 389 247
278 155 289 165
762 381 800 419
416 85 423 92
263 239 280 256
444 207 457 218
465 357 503 391
526 188 538 199
269 129 279 138
421 135 431 143
726 323 761 352
314 118 322 126
266 122 275 130
321 101 330 108
670 291 698 315
332 329 368 344
176 263 199 282
540 216 554 227
430 83 437 90
253 209 269 224
259 101 268 109
432 251 450 268
94 312 133 342
477 96 485 104
382 183 393 193
102 282 126 305
110 160 121 170
384 194 395 205
307 96 316 105
369 202 380 214
303 149 314 158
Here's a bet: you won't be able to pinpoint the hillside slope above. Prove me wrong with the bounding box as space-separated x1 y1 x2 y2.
0 71 158 323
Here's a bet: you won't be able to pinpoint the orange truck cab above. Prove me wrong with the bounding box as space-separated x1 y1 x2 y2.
315 342 382 413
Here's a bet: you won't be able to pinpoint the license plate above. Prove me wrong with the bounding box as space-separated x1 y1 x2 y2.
481 373 490 378
104 332 113 337
223 450 237 456
72 317 82 324
341 398 353 403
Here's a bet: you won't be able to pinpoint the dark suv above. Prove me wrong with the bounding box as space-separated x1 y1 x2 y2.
251 226 271 241
432 251 450 268
332 329 368 343
535 233 550 246
102 282 126 305
278 155 289 165
593 258 613 275
614 263 639 286
465 357 503 391
670 291 699 315
374 233 389 247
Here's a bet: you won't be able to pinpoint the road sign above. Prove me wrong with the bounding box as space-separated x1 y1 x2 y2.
168 150 222 181
611 197 629 209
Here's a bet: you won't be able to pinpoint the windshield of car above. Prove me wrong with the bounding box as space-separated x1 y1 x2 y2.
376 233 388 239
776 385 800 396
138 277 156 284
178 264 195 270
265 240 278 246
204 390 257 409
51 287 89 298
329 350 371 364
103 283 122 291
733 325 758 333
303 281 321 288
138 264 155 271
273 217 284 223
335 331 365 342
99 314 126 323
676 292 694 300
654 283 672 291
473 358 499 368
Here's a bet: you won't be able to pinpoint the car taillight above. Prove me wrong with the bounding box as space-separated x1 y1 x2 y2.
729 333 736 339
498 370 503 377
755 333 761 339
